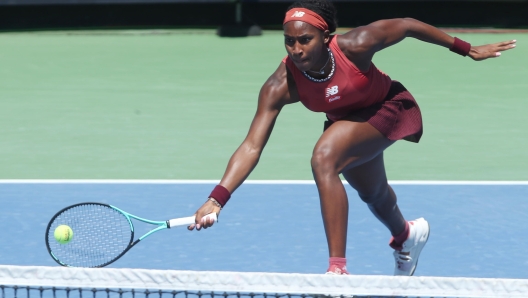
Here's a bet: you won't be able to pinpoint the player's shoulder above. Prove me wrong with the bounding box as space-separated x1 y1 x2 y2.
264 61 288 91
338 25 383 51
259 62 294 105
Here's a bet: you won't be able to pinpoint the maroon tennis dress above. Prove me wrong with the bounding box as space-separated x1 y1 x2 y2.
283 35 423 143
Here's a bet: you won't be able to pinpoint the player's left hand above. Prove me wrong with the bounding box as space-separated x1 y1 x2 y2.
469 40 516 61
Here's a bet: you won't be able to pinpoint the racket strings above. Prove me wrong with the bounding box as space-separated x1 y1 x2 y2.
47 204 132 267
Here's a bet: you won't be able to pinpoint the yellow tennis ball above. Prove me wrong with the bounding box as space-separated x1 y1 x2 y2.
54 225 73 244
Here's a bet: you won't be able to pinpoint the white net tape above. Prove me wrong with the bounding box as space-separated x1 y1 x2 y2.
1 265 528 298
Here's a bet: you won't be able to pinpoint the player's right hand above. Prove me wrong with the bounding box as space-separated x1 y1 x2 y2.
188 199 221 231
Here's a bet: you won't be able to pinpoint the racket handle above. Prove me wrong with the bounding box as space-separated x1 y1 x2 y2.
167 213 217 228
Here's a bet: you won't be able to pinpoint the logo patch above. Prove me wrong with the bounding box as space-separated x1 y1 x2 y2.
326 85 339 97
325 85 341 103
291 11 305 18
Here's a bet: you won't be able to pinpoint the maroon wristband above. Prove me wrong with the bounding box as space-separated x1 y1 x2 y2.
209 185 231 207
450 37 471 57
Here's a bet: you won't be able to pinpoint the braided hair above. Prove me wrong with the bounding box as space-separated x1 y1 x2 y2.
287 0 338 33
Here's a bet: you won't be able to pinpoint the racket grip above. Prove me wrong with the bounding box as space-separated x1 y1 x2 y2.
168 213 217 228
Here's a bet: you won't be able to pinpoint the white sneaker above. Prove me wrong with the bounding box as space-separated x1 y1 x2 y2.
393 218 430 276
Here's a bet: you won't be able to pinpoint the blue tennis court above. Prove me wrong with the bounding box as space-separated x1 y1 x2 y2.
1 182 527 279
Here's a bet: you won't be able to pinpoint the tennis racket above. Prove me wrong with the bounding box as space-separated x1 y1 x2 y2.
45 202 217 268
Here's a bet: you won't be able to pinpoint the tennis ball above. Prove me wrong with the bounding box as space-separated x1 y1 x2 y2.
54 225 73 244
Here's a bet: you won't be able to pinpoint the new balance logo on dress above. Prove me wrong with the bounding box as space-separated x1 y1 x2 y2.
291 11 305 18
326 85 338 97
325 85 341 103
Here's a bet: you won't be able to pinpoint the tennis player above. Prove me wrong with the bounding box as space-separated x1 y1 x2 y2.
189 0 516 275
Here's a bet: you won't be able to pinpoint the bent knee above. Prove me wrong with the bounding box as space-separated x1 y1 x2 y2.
311 145 339 174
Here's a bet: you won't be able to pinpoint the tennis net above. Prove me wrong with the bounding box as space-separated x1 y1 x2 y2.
1 265 527 298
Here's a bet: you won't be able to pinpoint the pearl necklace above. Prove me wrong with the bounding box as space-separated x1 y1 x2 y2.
302 48 335 83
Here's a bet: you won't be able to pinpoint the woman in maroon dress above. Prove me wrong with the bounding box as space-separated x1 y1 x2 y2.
188 0 516 275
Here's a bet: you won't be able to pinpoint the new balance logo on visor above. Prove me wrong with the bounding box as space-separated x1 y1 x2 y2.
291 11 305 18
326 85 341 103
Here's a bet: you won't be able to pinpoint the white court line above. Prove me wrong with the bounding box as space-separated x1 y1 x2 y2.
0 179 527 185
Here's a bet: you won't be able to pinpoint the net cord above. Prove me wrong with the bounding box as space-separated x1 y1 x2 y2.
1 265 528 298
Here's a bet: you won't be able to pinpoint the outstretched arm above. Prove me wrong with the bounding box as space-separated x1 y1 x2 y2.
341 18 516 62
188 63 292 230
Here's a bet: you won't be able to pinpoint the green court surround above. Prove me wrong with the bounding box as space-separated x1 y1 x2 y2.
0 31 526 180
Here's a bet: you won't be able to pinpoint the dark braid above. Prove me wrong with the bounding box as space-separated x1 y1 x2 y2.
287 0 338 33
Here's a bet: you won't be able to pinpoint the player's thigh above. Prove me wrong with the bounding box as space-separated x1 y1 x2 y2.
312 119 394 172
342 153 390 201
